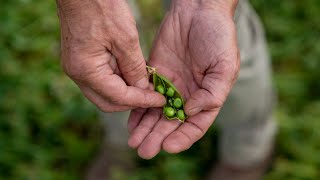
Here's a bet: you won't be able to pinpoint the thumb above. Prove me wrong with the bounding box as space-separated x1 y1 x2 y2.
184 89 225 116
112 29 149 89
184 74 235 116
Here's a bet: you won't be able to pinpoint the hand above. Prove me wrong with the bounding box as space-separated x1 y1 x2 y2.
128 0 240 159
56 0 166 112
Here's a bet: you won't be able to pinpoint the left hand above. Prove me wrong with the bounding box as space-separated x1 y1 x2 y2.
128 0 240 159
56 0 166 113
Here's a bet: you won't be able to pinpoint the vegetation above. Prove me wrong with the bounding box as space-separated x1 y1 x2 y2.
0 1 102 179
0 0 319 179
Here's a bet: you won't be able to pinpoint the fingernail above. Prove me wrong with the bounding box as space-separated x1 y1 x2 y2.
134 77 149 89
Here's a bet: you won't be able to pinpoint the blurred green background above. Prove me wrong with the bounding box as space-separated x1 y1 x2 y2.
0 0 319 179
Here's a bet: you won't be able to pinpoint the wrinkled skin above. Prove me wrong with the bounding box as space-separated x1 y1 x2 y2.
128 0 240 159
56 0 239 160
56 0 166 112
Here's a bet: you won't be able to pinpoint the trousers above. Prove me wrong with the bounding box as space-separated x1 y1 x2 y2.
101 0 277 167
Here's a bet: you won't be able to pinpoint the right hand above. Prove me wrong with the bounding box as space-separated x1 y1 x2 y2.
128 0 240 159
56 0 166 112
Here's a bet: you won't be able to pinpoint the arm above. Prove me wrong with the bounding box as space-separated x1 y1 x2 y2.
55 0 166 112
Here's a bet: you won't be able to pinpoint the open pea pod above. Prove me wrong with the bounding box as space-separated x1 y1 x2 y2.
147 66 187 122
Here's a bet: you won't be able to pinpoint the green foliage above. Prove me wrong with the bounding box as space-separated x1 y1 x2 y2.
251 0 320 112
250 2 320 178
0 0 102 179
1 0 319 179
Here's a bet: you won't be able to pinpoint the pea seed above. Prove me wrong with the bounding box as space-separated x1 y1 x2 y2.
149 69 188 122
173 98 182 108
156 85 165 94
166 87 175 97
177 110 186 120
165 107 175 117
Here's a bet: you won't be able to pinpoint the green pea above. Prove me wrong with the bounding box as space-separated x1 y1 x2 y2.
165 107 175 117
156 85 165 94
173 98 182 108
150 70 188 122
177 110 186 120
166 87 175 97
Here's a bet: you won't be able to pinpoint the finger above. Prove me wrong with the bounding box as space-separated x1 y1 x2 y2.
111 21 149 89
109 55 121 76
87 73 166 108
66 50 166 109
127 108 147 134
79 86 134 112
162 110 218 154
185 64 238 116
128 108 162 149
137 117 182 159
127 81 158 134
184 88 223 116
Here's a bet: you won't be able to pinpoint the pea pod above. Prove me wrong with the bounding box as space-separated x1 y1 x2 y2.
147 66 188 122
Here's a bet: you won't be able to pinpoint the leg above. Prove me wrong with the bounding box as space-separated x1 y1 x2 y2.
209 0 277 179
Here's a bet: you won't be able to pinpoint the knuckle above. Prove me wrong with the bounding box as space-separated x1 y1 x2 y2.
114 29 139 48
206 91 224 108
187 121 205 140
212 98 224 108
125 29 139 46
130 91 150 108
61 56 80 79
200 90 224 109
62 63 72 78
122 60 146 84
108 94 123 105
211 96 224 108
139 93 148 107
